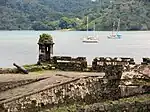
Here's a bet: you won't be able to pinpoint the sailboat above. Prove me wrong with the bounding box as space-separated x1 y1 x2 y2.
107 18 122 39
82 16 99 43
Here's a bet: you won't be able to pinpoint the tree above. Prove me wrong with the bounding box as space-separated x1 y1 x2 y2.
32 22 50 30
59 17 77 29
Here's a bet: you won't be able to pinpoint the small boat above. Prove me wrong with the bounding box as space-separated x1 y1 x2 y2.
82 16 99 43
107 18 122 39
107 33 122 39
82 36 99 43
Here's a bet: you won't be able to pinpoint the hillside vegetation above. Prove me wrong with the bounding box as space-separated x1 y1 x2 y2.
0 0 150 30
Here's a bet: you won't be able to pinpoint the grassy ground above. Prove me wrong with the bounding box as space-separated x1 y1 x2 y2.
42 94 150 112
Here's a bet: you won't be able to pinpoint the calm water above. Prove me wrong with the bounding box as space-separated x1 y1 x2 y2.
0 31 150 67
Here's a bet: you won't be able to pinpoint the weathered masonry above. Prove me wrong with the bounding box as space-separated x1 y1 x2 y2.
0 65 149 112
38 33 54 63
0 65 124 112
92 57 135 72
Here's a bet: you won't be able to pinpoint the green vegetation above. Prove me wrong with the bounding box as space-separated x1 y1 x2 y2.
24 65 43 72
23 64 37 68
1 0 150 30
42 94 150 112
23 63 55 72
49 105 77 112
110 94 150 104
38 33 53 44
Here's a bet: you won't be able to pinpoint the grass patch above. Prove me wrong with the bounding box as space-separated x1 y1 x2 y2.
23 63 56 73
23 64 37 68
105 94 150 105
40 94 150 112
50 105 76 112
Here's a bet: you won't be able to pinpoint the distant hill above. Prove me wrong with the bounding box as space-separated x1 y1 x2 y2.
82 0 150 31
0 0 94 30
0 0 150 30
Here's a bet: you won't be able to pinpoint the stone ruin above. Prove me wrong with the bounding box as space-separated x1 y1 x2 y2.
141 58 150 65
92 57 135 72
38 33 54 63
0 65 124 112
103 65 123 100
51 56 87 71
0 64 149 112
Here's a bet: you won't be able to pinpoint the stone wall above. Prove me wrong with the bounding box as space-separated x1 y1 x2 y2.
0 77 104 112
0 57 137 74
0 65 123 112
92 57 135 72
0 65 149 112
51 56 87 71
1 57 150 74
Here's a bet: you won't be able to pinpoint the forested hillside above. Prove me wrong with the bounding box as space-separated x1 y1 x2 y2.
85 0 150 31
0 0 150 30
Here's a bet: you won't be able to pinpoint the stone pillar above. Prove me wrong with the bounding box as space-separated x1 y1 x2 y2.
38 33 54 63
0 104 6 112
103 65 123 100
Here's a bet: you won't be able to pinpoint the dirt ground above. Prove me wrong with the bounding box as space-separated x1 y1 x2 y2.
0 70 104 82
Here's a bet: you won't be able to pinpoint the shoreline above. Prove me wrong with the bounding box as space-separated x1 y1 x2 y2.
0 30 150 32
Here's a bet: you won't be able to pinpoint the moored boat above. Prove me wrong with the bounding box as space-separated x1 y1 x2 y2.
82 16 99 43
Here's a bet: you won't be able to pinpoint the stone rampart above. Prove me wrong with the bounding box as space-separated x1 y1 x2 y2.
0 65 123 111
0 65 149 112
1 57 150 74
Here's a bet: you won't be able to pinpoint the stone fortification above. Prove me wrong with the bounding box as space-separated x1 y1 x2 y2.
0 65 123 112
0 65 149 112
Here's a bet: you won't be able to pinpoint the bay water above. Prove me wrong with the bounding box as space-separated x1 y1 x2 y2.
0 31 150 67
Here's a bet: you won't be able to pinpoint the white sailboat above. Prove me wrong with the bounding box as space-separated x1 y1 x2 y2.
107 18 122 39
82 16 99 43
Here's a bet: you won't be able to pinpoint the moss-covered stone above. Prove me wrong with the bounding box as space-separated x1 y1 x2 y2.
38 33 53 44
23 63 56 73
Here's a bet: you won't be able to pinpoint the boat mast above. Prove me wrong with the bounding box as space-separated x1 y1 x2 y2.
112 21 115 35
94 22 96 37
116 18 120 33
110 1 114 36
87 16 89 36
